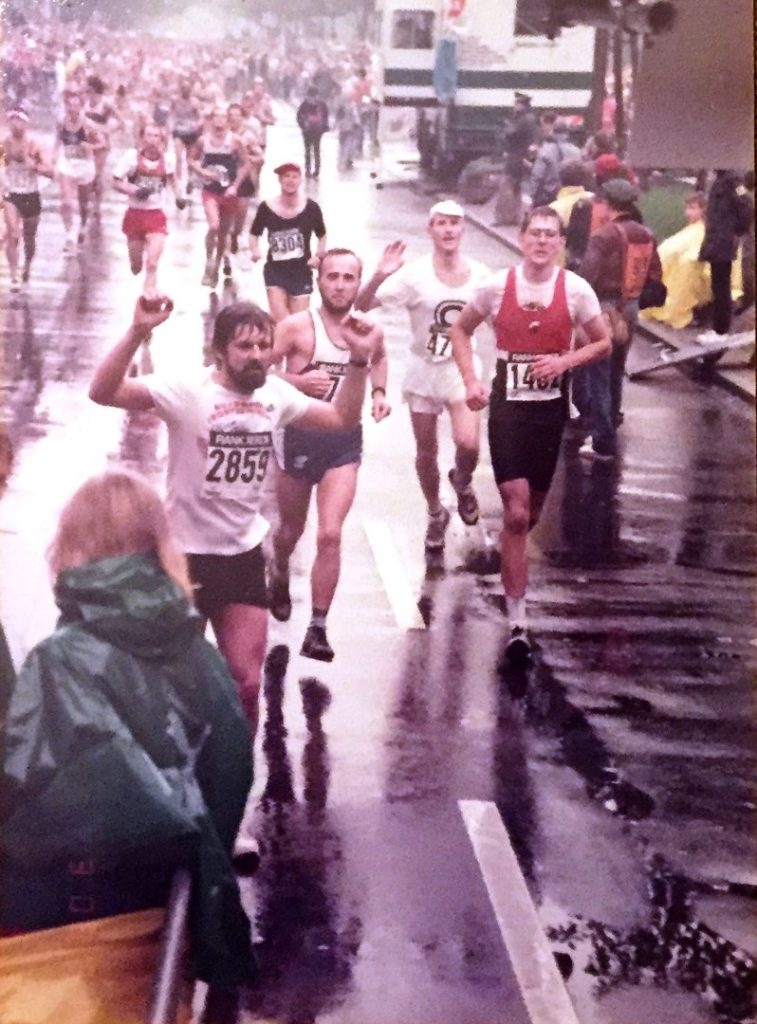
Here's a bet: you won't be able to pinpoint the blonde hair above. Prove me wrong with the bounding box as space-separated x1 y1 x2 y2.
49 469 193 602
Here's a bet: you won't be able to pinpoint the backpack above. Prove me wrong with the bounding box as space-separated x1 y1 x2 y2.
304 104 325 132
613 221 655 301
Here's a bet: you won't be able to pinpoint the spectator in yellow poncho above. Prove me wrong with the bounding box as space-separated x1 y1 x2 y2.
641 193 709 329
642 192 743 330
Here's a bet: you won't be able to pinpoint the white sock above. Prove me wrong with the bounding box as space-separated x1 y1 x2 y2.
310 610 327 630
506 594 527 629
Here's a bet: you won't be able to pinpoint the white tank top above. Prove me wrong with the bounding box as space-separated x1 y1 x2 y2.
307 309 351 403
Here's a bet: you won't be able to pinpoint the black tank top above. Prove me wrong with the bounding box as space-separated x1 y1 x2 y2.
201 133 239 194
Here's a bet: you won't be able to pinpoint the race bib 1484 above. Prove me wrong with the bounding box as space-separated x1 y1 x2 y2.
503 352 563 402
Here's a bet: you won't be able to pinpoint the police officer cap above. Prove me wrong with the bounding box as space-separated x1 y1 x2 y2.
601 178 640 207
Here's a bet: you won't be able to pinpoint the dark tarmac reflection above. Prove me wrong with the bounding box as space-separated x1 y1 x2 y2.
384 590 467 805
547 854 757 1024
490 665 539 889
496 646 656 821
550 444 652 569
247 646 362 1022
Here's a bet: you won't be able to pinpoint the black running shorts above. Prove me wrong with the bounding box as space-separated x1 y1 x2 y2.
173 129 201 147
488 391 567 493
5 191 41 219
263 259 313 297
186 545 267 619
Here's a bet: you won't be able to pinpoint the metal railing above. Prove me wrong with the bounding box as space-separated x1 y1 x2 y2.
146 869 192 1024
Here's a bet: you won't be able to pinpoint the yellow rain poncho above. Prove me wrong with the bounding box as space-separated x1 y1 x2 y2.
641 221 743 329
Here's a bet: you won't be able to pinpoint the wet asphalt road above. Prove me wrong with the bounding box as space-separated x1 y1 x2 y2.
1 109 756 1024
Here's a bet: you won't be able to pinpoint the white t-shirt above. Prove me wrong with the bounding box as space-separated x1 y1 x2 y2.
376 254 491 363
113 148 176 211
146 368 311 554
471 265 601 333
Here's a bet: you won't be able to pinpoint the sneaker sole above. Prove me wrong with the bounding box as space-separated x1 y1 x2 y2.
231 838 261 876
505 637 531 666
448 469 479 526
424 509 451 551
300 644 334 663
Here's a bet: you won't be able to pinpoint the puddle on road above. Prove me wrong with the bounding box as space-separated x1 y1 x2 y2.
547 854 757 1023
496 651 757 1022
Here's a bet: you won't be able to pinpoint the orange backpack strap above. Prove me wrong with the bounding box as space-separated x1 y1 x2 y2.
614 221 654 301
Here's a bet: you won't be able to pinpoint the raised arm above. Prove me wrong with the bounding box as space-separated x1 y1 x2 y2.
354 240 406 311
89 298 173 410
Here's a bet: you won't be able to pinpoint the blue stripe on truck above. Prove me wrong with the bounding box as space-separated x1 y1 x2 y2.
384 68 593 89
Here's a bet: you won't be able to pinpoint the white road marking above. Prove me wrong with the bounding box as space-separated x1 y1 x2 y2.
459 800 580 1024
363 518 425 630
619 485 686 502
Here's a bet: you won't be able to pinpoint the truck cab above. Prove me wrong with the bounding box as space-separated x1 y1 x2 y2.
377 0 595 181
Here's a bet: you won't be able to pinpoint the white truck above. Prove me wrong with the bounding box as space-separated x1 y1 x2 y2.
376 0 596 180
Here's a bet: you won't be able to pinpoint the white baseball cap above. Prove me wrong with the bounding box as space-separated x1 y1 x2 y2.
428 199 464 220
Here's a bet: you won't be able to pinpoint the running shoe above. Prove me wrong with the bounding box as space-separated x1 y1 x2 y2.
504 626 531 666
301 624 334 663
175 196 187 211
424 506 451 552
578 440 615 463
222 255 232 277
231 835 260 876
268 573 292 622
201 260 217 287
696 329 729 345
77 226 86 246
21 263 31 284
448 468 480 526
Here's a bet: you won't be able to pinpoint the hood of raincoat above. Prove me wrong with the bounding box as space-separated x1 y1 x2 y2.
54 551 202 659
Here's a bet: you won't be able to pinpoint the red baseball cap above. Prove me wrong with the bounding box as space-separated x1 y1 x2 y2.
274 162 302 176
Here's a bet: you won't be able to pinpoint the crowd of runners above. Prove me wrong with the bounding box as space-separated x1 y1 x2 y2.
4 8 754 693
2 11 755 1018
0 11 690 692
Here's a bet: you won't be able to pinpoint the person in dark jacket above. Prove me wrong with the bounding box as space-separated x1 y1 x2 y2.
575 177 663 460
495 91 539 225
0 470 254 1011
296 86 329 179
698 169 753 340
